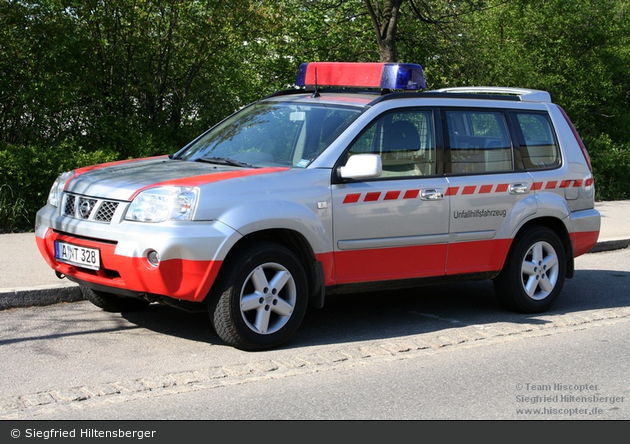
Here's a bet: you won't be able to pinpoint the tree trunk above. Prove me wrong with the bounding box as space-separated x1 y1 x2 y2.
365 0 404 63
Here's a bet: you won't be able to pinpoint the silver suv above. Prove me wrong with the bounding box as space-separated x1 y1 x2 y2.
36 62 601 350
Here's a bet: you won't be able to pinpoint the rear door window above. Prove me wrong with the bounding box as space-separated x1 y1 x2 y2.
445 109 513 174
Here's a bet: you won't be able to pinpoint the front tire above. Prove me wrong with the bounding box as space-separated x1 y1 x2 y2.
80 285 150 312
209 242 308 351
494 226 566 313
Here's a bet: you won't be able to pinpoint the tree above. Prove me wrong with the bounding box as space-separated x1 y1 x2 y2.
364 0 489 62
364 0 403 61
73 0 270 156
0 0 85 146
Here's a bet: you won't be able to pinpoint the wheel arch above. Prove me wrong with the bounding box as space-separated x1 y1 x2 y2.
213 228 325 308
512 216 574 279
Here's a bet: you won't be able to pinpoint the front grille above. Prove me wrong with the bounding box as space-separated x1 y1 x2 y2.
62 194 121 223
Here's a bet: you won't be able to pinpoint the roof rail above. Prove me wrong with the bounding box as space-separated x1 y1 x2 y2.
433 87 552 103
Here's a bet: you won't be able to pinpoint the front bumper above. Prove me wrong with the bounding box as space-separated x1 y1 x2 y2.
35 204 239 302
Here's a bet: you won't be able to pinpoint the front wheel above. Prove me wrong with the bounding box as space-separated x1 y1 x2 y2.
493 226 566 313
209 242 309 351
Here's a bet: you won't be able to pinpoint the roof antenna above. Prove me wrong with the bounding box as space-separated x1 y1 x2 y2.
311 66 320 98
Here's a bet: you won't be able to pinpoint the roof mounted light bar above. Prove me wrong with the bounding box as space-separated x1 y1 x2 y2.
433 86 551 103
295 62 427 91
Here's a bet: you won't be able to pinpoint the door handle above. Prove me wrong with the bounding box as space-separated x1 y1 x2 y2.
509 183 529 194
421 189 444 200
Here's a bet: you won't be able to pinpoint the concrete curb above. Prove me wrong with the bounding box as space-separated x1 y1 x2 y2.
588 238 630 254
0 285 83 310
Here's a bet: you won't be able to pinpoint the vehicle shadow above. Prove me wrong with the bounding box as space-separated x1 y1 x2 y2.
119 268 630 350
121 305 214 343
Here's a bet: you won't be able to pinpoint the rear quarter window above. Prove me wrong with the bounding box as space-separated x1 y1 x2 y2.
512 112 560 169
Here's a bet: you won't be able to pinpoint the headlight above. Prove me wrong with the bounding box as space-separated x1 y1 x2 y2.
47 171 74 207
125 186 199 222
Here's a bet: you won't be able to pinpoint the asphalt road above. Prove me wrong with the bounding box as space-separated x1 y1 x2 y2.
16 315 626 421
0 247 628 421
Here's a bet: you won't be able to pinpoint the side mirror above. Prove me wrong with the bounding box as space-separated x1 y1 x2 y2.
339 154 382 180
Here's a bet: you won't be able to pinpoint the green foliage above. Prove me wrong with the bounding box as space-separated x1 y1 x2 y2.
1 0 629 232
0 141 120 231
0 184 29 233
585 134 630 200
459 0 630 139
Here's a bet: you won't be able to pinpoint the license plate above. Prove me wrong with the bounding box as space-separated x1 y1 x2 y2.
55 241 100 270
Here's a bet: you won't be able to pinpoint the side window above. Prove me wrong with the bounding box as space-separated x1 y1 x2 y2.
292 107 360 166
513 112 560 169
347 110 435 177
446 110 513 174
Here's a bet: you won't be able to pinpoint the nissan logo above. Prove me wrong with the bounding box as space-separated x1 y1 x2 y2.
78 200 93 218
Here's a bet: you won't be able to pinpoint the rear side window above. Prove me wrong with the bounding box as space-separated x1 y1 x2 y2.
445 109 513 174
512 112 560 169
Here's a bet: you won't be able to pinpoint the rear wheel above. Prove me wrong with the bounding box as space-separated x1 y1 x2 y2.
80 285 150 312
209 242 308 351
494 226 566 313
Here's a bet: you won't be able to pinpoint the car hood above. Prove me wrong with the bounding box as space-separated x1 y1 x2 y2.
65 156 289 201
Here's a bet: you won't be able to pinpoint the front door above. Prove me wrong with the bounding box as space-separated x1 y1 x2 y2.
331 109 450 285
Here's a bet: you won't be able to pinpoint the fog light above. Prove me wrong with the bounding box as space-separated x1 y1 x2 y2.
147 250 160 267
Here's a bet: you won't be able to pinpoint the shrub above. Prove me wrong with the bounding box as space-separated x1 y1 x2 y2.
585 134 630 201
0 184 29 233
0 142 121 232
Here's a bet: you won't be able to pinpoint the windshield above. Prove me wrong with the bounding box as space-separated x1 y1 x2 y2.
175 101 362 168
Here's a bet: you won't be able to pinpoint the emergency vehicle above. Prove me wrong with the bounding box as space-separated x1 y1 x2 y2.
35 62 601 350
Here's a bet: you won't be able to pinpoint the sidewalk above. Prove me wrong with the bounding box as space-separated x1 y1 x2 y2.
1 201 629 310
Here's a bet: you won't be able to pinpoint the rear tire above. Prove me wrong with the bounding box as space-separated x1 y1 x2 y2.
493 226 566 313
209 242 308 351
80 285 150 312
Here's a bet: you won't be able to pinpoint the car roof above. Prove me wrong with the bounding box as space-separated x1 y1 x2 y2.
265 86 553 109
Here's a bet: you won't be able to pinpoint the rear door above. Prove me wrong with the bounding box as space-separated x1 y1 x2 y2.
443 107 535 275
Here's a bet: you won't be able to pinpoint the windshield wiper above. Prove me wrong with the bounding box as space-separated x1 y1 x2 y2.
194 157 254 168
